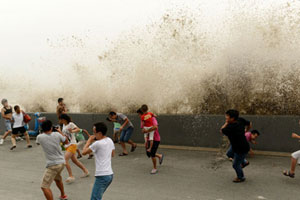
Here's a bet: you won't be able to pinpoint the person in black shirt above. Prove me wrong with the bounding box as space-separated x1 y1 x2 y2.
221 109 250 183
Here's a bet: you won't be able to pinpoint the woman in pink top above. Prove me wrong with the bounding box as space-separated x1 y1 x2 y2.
137 109 164 175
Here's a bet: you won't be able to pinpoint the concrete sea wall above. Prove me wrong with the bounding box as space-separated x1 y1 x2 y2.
1 113 300 153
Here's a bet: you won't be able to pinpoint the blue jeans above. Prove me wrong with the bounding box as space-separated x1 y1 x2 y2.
227 145 247 163
120 126 134 142
233 153 247 179
91 175 113 200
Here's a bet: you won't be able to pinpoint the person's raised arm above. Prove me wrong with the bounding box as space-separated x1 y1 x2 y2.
83 129 91 137
82 135 95 155
120 118 129 131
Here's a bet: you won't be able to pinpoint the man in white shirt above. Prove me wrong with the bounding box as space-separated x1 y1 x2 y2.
83 122 115 200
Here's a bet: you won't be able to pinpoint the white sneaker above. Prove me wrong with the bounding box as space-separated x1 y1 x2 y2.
0 139 4 145
150 169 158 174
65 177 75 183
81 171 90 178
16 137 23 141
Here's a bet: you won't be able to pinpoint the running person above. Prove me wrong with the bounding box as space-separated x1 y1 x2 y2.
106 117 121 143
76 129 93 159
140 105 156 153
82 122 115 200
59 114 89 183
0 99 13 144
36 120 69 200
108 112 137 156
221 109 250 183
10 105 32 150
137 108 164 174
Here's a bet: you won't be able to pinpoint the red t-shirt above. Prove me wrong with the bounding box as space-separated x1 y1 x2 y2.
141 117 161 142
141 112 154 127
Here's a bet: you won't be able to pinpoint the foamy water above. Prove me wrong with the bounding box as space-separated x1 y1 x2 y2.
1 0 300 114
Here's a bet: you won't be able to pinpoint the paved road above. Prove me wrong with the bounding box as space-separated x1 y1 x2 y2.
0 140 299 200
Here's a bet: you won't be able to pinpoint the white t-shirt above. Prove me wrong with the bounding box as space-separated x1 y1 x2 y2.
89 137 115 176
62 122 77 148
12 113 24 128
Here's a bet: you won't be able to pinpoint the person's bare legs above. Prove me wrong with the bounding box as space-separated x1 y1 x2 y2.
65 152 74 178
70 154 89 174
41 188 53 200
76 149 82 157
120 142 128 154
152 154 162 169
55 179 66 197
24 132 31 146
127 139 136 148
290 157 297 174
2 130 11 140
11 134 16 146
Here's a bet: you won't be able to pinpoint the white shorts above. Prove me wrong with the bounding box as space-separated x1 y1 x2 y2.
143 127 154 141
291 150 300 164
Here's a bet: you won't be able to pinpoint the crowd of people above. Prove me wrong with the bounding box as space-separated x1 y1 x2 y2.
1 98 299 199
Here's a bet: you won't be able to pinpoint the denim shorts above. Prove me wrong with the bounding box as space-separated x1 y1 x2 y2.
120 127 134 142
5 120 12 131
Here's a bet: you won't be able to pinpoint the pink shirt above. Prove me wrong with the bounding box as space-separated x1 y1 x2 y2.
141 117 160 142
245 132 251 142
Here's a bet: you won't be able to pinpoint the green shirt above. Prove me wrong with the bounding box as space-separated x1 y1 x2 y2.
75 129 85 141
113 122 121 129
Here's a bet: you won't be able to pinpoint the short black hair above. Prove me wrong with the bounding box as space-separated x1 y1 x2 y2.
225 109 239 120
251 130 260 136
41 120 53 132
58 98 64 103
109 111 116 116
136 108 143 115
14 105 20 111
59 114 72 123
94 122 108 135
141 104 148 113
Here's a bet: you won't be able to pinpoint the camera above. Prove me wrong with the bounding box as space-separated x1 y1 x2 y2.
52 125 60 132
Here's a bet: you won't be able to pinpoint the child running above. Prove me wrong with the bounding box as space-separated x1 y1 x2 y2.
140 105 155 153
10 105 32 150
106 117 121 143
76 129 93 159
245 130 260 157
59 114 89 183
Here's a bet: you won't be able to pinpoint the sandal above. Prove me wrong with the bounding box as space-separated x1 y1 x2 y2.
131 144 137 152
10 146 16 150
283 170 295 178
119 153 128 156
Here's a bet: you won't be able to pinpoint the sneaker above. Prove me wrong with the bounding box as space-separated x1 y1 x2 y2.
150 169 158 175
0 139 4 145
65 177 75 183
88 154 94 159
16 137 23 141
27 145 32 148
81 171 90 178
59 195 68 200
10 146 16 150
233 177 246 183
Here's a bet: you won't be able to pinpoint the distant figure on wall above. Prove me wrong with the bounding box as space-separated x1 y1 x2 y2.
56 98 67 119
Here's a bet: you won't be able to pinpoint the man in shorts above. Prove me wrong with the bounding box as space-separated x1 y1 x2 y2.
36 120 69 200
108 112 137 156
56 98 67 118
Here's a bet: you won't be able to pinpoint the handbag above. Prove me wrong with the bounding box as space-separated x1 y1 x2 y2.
22 111 31 123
